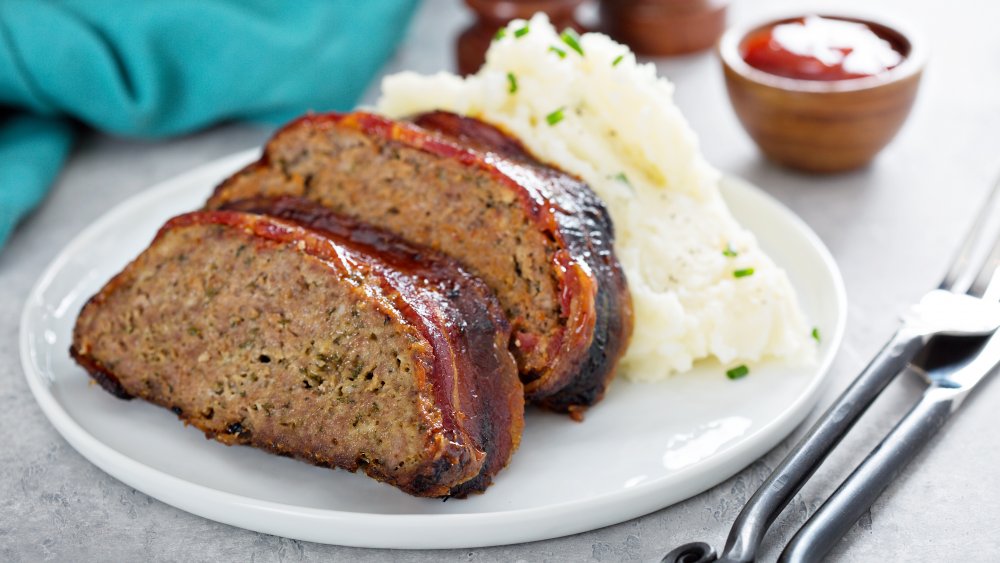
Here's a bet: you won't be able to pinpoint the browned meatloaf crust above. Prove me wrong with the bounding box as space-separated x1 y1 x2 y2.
206 111 632 417
70 209 523 497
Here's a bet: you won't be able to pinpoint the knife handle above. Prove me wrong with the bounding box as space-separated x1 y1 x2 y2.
717 328 927 563
777 386 959 563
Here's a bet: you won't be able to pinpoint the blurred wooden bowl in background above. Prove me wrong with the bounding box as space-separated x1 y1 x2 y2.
600 0 729 56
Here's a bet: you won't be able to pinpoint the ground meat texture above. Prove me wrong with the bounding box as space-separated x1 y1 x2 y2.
70 210 523 498
206 111 633 417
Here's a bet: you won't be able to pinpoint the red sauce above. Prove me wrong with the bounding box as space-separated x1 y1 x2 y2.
741 16 903 81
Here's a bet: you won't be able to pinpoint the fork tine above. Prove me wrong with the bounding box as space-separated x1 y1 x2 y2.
941 176 1000 294
978 267 1000 301
967 232 1000 298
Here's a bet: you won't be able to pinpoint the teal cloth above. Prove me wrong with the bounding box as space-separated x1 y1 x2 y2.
0 0 418 249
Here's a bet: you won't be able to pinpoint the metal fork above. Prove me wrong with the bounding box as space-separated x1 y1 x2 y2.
663 178 1000 563
778 268 1000 562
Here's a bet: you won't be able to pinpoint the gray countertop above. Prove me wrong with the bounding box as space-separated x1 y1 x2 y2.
3 0 999 561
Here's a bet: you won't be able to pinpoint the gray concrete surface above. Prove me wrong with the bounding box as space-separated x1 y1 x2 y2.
3 0 1000 561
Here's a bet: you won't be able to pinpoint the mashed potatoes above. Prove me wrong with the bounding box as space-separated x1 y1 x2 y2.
377 15 815 380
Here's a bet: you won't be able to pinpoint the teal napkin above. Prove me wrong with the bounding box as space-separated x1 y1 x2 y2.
0 0 419 249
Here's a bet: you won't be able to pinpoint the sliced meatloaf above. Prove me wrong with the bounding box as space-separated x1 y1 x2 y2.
206 111 632 417
70 209 523 497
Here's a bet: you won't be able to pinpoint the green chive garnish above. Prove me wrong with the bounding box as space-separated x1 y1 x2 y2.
494 28 507 41
733 268 755 278
613 172 631 186
612 54 624 67
722 244 738 258
727 365 750 380
560 29 584 56
546 107 566 126
507 72 518 94
514 26 530 38
549 46 567 59
812 327 821 342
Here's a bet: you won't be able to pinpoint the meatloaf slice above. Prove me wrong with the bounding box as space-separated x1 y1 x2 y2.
206 111 632 417
70 209 523 497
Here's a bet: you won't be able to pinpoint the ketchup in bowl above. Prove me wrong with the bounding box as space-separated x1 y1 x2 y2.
740 15 903 81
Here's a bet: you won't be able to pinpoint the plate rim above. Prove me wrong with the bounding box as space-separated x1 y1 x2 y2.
20 150 847 549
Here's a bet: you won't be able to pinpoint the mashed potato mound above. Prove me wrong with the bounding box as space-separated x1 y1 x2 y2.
377 14 815 380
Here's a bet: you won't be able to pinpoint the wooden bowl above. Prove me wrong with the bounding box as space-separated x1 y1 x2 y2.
600 0 729 56
719 15 927 173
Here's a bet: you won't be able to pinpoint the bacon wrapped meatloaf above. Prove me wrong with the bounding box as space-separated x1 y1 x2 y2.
207 111 632 416
71 208 523 497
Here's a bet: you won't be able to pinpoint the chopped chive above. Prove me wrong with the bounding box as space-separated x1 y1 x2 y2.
560 29 584 56
507 72 518 94
733 268 755 278
812 327 821 342
494 27 507 41
514 26 530 38
546 107 566 126
549 46 567 59
613 172 631 186
612 54 624 67
726 365 750 380
722 244 738 258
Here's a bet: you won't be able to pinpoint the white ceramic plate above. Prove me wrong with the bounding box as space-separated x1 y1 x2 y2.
21 150 846 549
